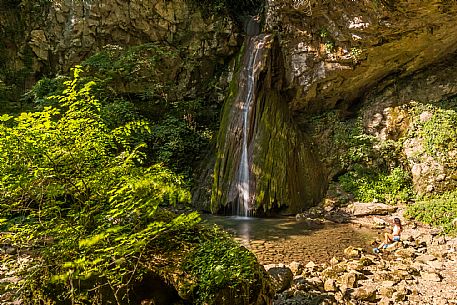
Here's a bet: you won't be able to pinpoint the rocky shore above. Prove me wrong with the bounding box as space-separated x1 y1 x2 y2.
264 203 457 305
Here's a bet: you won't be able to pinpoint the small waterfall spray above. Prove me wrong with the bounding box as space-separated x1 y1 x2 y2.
235 30 266 217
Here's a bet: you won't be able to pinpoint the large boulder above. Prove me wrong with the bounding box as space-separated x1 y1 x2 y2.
264 264 294 293
349 202 397 217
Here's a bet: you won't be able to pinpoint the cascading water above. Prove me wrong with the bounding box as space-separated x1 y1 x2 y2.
235 25 267 217
210 11 327 215
211 17 326 216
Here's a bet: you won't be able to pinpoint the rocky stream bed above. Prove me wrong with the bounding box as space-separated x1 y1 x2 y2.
257 203 457 305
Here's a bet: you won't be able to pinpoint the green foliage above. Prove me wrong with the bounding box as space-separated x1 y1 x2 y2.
408 100 457 168
339 166 412 204
22 75 68 108
0 67 199 304
183 226 258 304
83 43 178 85
308 111 412 204
81 43 219 174
151 115 212 170
319 28 336 53
405 190 457 235
350 47 363 63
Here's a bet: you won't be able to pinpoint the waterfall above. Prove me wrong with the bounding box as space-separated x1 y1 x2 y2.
211 19 326 216
235 32 267 217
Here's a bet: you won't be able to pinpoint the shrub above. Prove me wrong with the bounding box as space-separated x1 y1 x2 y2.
339 166 412 204
0 67 200 304
183 226 259 304
405 190 457 235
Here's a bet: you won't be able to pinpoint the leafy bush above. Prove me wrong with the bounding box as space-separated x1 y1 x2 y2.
308 111 413 204
339 166 412 204
183 226 259 304
22 75 68 108
0 67 201 304
405 190 457 235
409 100 457 168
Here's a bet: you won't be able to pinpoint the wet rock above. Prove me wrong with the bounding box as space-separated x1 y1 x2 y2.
343 246 362 259
264 264 294 293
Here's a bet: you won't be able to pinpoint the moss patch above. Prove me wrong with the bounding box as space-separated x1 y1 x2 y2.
183 226 268 304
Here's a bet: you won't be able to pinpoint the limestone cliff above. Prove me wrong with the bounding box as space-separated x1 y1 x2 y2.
265 0 457 113
0 0 240 110
261 0 457 198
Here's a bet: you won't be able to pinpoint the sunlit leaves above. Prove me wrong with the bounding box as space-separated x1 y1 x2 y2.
0 67 197 304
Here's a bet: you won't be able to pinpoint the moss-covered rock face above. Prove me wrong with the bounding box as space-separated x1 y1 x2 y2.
361 55 457 196
211 35 326 215
265 0 457 114
147 224 274 305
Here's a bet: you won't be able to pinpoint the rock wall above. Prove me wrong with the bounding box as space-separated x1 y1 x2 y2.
361 55 457 195
0 0 241 103
259 0 457 199
265 0 457 114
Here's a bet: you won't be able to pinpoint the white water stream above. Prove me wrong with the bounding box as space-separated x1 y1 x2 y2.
236 36 266 216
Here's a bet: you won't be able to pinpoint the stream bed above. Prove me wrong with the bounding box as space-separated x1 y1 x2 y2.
203 216 378 265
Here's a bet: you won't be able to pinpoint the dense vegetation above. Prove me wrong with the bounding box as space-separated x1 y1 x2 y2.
404 99 457 235
306 96 457 235
307 111 413 205
405 190 457 235
0 66 265 304
0 66 186 303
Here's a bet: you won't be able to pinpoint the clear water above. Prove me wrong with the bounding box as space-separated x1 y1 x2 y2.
204 215 378 265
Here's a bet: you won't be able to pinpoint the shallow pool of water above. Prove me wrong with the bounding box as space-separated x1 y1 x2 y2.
203 215 377 265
